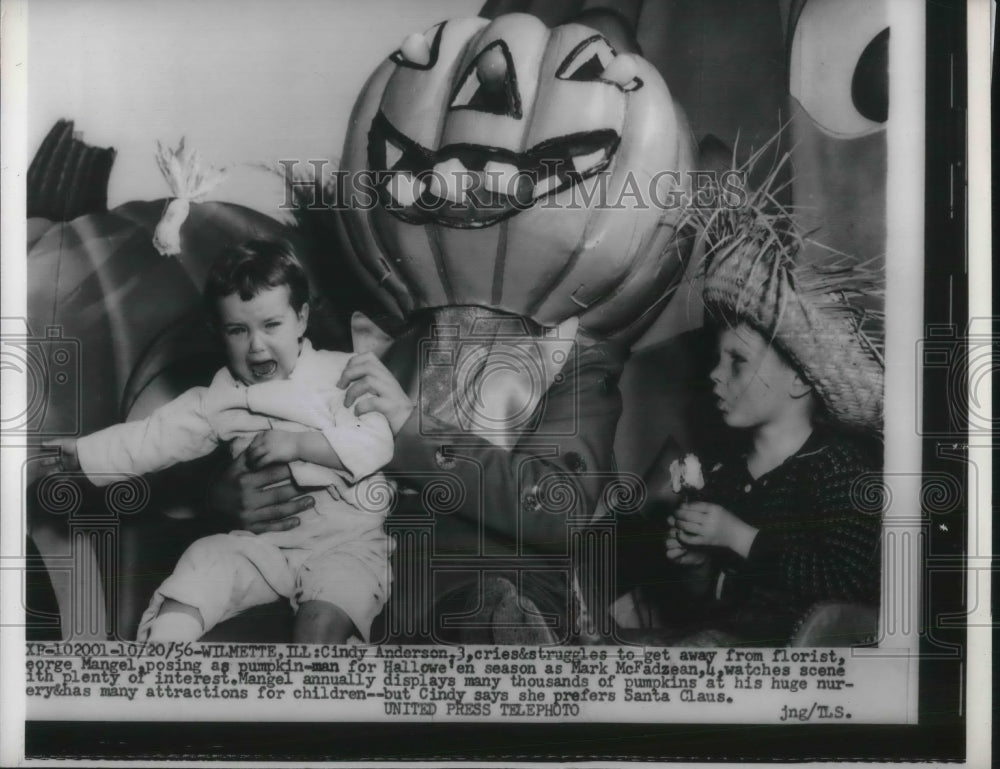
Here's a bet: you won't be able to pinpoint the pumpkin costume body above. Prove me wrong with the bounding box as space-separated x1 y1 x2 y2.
379 313 624 642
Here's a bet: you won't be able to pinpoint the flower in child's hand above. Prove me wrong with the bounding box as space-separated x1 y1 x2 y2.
245 430 301 469
665 519 708 566
669 453 705 496
674 501 757 557
664 454 708 565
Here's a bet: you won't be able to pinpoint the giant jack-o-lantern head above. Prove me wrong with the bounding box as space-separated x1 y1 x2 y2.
336 13 696 340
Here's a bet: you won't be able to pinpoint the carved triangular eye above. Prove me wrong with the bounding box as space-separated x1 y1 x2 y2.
556 35 616 81
556 34 644 91
449 40 522 118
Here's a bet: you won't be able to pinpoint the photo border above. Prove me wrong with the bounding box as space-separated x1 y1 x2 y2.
3 0 985 763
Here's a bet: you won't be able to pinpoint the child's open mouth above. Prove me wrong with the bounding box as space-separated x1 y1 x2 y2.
249 360 278 380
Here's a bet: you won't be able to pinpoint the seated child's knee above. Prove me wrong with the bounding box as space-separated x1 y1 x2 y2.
178 533 239 569
294 600 356 644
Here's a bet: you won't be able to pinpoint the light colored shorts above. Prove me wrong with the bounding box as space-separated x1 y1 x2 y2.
137 527 392 642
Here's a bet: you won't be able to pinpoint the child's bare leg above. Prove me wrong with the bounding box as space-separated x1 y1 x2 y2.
294 600 357 644
147 598 204 641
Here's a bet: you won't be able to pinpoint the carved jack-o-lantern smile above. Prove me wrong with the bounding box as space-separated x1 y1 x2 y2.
338 13 696 340
369 32 640 228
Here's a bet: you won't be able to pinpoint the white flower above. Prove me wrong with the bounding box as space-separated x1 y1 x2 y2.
669 453 705 495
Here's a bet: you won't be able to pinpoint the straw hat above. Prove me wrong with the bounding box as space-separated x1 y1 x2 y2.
689 148 885 433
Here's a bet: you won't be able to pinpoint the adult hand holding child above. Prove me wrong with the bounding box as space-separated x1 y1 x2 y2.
337 350 414 436
209 446 314 534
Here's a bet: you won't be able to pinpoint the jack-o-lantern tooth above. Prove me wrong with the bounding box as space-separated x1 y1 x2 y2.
385 141 404 170
427 158 470 203
400 32 432 66
571 147 606 176
483 161 520 194
387 172 423 207
601 54 639 88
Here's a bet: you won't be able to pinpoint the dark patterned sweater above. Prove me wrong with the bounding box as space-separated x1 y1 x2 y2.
698 429 883 644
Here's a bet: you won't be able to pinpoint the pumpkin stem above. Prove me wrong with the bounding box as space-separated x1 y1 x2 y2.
28 119 117 222
152 138 227 256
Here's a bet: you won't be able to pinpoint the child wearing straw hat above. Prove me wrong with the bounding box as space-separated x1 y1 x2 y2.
662 199 885 646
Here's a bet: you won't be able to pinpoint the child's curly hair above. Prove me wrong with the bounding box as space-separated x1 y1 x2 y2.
204 239 310 320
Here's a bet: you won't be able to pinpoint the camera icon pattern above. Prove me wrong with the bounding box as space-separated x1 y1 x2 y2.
916 318 997 438
418 316 579 441
1 320 81 436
